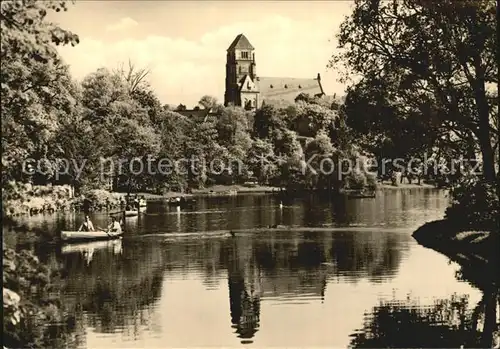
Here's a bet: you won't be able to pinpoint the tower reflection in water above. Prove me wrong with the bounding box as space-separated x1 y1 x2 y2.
227 237 261 344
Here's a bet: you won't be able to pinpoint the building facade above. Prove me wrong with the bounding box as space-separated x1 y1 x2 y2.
224 34 325 110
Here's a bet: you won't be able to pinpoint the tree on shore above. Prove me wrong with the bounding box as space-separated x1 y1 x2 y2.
332 0 499 231
198 95 218 110
1 0 79 185
2 2 82 346
332 0 498 183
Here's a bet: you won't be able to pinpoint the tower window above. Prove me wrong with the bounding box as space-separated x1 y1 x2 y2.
270 84 273 88
241 51 249 59
298 85 302 88
238 66 242 74
284 84 288 88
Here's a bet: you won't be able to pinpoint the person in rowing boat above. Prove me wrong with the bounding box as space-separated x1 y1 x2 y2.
78 215 95 232
107 216 122 234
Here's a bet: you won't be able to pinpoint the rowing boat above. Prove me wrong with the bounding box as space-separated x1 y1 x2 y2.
110 206 147 217
167 198 196 207
124 210 140 217
61 229 123 242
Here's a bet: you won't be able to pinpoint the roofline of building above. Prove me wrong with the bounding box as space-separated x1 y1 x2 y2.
227 33 255 51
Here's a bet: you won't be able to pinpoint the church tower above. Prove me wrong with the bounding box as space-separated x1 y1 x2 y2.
224 34 259 110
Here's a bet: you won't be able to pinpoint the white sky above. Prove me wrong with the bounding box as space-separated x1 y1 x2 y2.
54 1 354 108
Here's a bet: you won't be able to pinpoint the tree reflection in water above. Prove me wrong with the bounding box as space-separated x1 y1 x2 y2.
58 227 409 346
350 294 483 348
350 247 500 348
452 248 499 348
62 241 165 336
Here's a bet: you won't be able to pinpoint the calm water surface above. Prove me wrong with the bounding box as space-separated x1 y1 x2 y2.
4 189 485 348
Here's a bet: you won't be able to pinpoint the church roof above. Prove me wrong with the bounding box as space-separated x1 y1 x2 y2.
175 109 210 119
256 75 324 105
238 75 259 92
227 34 254 51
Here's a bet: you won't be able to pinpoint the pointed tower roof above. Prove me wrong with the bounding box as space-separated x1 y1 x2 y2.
227 34 254 51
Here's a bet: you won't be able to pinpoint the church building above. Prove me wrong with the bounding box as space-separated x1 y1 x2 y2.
224 34 325 110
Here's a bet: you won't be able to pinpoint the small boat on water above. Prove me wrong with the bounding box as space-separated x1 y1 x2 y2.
110 206 147 217
167 197 196 206
61 229 123 243
124 206 147 216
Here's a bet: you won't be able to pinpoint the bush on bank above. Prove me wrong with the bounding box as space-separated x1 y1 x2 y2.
1 181 127 217
445 176 499 232
3 248 75 348
2 182 74 217
346 168 367 189
366 172 378 190
344 169 378 191
75 189 123 211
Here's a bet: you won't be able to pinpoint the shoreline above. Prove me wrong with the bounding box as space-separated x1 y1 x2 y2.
3 182 442 218
377 181 437 190
135 182 439 199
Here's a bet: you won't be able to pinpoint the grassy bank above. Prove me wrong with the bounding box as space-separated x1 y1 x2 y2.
3 181 440 218
123 184 280 200
412 219 498 258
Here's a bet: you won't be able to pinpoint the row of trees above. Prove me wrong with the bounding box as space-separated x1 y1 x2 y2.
2 56 368 194
3 0 496 198
1 1 377 197
334 0 498 183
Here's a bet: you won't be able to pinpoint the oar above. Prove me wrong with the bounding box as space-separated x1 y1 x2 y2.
96 226 112 237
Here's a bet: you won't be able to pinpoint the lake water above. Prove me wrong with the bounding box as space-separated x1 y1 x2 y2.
4 189 485 348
